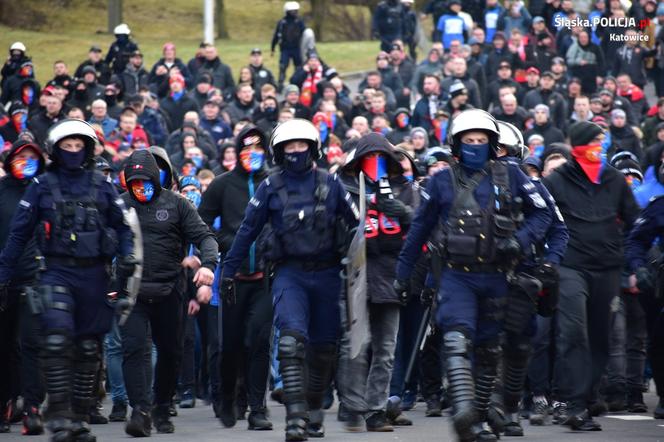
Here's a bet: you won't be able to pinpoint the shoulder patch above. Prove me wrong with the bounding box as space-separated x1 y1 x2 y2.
19 200 31 209
529 192 547 209
249 197 261 207
523 182 535 191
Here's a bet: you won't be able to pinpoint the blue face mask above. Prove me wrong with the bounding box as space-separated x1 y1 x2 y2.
459 142 490 170
404 173 414 182
601 131 612 153
185 190 202 208
58 148 86 170
283 151 312 173
191 155 204 168
532 144 544 158
159 169 168 187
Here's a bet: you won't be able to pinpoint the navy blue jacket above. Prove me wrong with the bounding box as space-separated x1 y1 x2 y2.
396 161 552 280
626 196 664 272
221 168 359 279
0 168 134 282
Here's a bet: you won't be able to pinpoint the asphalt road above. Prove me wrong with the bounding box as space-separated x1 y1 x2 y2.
3 391 663 442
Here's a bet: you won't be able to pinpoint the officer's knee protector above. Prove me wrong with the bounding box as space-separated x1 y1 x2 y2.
44 331 73 356
475 341 502 367
72 338 101 416
278 331 306 361
41 331 73 416
444 330 470 358
443 332 476 439
306 344 337 411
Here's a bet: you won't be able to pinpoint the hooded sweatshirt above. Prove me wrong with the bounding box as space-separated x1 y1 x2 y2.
122 149 218 298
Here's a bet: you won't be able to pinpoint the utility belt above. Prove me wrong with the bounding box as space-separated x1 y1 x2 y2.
44 256 107 268
279 258 340 272
24 285 72 316
446 261 506 274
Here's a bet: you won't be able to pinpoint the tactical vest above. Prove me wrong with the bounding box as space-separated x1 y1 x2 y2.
265 170 336 262
37 171 118 261
444 161 519 266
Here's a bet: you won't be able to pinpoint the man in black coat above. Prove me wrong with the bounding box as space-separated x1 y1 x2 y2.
524 103 565 146
148 42 191 97
159 74 199 131
198 126 273 430
120 149 218 437
522 71 568 131
543 121 640 432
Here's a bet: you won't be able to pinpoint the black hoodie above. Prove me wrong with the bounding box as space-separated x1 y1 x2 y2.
122 149 218 298
0 141 45 286
386 108 411 145
198 125 269 275
149 145 176 189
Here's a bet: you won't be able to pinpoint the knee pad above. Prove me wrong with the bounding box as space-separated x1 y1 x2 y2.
44 332 73 356
278 331 306 362
443 331 470 358
475 341 502 368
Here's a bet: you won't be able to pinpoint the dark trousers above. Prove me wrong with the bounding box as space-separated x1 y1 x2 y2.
219 279 272 410
640 293 664 398
179 306 196 393
554 266 620 411
0 288 21 407
207 305 220 402
528 315 555 398
20 295 45 408
121 293 183 409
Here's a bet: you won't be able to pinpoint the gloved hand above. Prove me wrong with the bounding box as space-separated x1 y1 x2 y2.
496 237 522 260
393 279 410 305
420 287 435 307
0 282 9 313
220 278 236 306
377 197 411 220
635 266 653 293
117 254 140 279
114 295 133 317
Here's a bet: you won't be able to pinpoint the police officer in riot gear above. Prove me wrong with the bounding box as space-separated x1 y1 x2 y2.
0 119 135 442
395 109 551 442
489 121 568 437
220 118 359 441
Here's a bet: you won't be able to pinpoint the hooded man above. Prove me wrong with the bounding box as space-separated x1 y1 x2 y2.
0 140 46 435
542 121 640 431
337 133 419 432
119 149 217 437
198 125 273 431
387 108 412 145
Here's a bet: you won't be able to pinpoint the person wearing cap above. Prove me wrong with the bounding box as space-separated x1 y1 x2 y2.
219 119 359 440
486 59 522 110
609 108 643 161
484 32 516 84
523 66 541 93
159 73 200 130
440 57 483 109
0 139 47 435
542 120 640 431
119 50 149 98
148 42 191 97
290 51 335 108
74 46 111 86
247 48 276 94
271 1 305 90
388 41 416 109
522 69 568 130
444 79 474 117
395 109 550 441
105 23 139 75
525 103 565 146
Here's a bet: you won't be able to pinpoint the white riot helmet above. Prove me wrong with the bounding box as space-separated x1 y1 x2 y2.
447 109 501 156
497 121 529 160
113 23 131 35
284 1 300 12
10 42 26 53
270 118 321 165
46 119 99 166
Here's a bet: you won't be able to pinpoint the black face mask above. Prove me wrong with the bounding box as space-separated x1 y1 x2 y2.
105 95 117 107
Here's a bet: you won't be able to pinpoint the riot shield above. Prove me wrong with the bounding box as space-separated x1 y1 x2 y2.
341 172 369 359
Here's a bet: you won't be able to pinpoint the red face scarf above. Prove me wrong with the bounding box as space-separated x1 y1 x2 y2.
571 144 603 184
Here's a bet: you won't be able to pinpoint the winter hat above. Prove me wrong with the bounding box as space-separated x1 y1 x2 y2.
568 121 603 147
656 121 664 133
609 151 643 181
169 74 185 87
537 32 550 42
527 134 544 144
534 104 550 117
196 73 212 85
591 115 609 129
163 42 176 53
410 127 429 148
284 84 299 95
179 175 201 191
611 108 626 120
449 80 467 98
523 155 542 172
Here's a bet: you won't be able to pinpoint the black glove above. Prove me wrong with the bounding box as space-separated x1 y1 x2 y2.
114 296 133 317
117 255 140 279
377 197 411 220
393 279 410 305
496 237 522 260
0 282 8 313
420 287 435 307
635 266 653 293
220 277 236 306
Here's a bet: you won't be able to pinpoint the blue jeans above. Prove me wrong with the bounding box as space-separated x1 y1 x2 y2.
104 318 128 405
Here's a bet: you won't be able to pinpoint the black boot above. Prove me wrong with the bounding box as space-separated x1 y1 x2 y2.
627 389 647 413
22 406 45 435
473 343 501 442
443 331 476 441
70 420 96 442
108 402 127 422
88 401 108 425
218 398 236 428
655 397 664 419
71 339 101 442
42 332 74 442
0 403 9 433
278 332 308 441
151 405 175 433
248 407 273 430
305 344 336 438
125 406 151 437
502 335 531 437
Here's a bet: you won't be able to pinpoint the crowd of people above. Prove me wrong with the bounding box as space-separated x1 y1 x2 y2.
0 0 664 441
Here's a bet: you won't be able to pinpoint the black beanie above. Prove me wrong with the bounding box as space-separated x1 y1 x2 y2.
568 121 603 147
